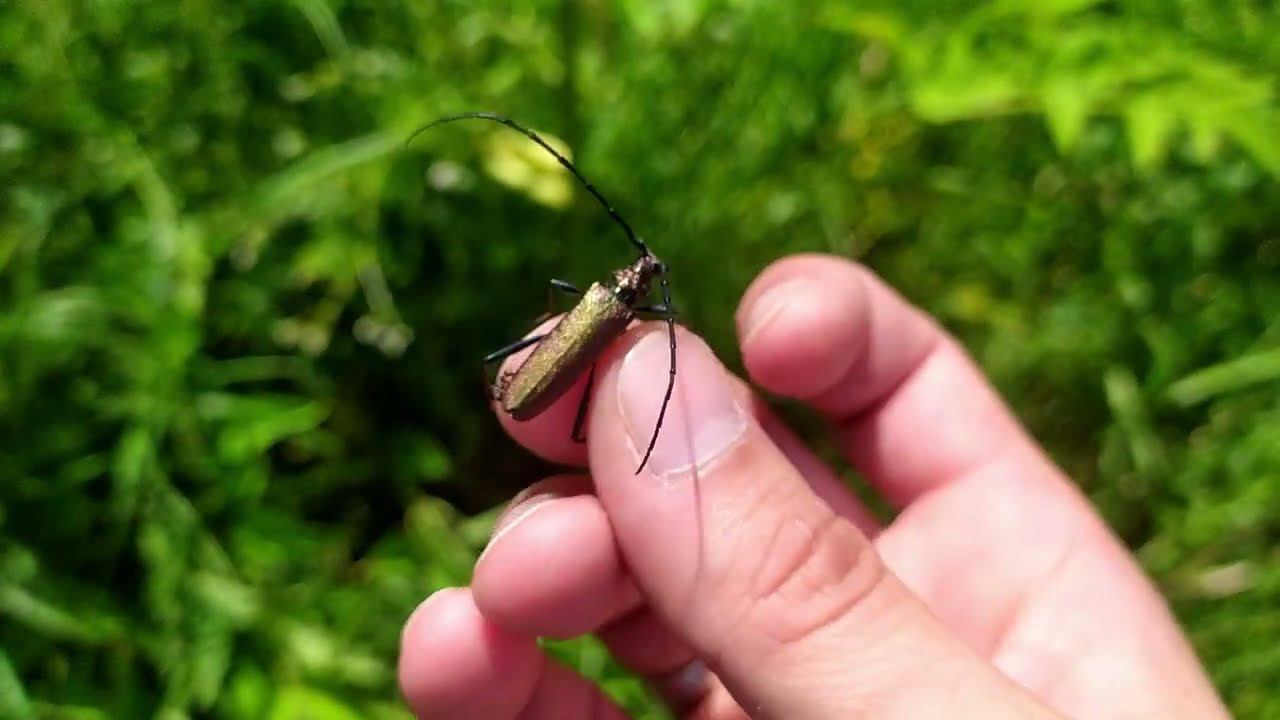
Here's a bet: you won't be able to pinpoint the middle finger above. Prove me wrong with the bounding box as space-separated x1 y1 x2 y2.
473 473 638 638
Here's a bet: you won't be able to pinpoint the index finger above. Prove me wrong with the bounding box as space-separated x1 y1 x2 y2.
736 253 1055 508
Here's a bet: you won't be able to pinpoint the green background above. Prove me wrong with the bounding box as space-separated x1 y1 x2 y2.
3 0 1280 717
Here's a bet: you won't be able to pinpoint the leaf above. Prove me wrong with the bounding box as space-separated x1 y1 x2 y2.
907 35 1024 123
0 649 32 720
391 432 454 483
405 497 475 581
190 616 234 709
26 702 110 720
222 664 271 720
1124 95 1180 171
190 572 261 627
3 287 104 346
266 687 363 720
1222 109 1280 177
817 8 906 44
290 0 348 57
363 702 416 720
989 0 1106 19
617 0 708 40
1168 348 1280 406
0 583 118 644
1103 366 1167 481
111 425 153 522
1041 78 1091 152
480 129 574 209
1185 112 1223 163
281 623 389 688
196 393 330 462
290 232 372 287
250 131 403 222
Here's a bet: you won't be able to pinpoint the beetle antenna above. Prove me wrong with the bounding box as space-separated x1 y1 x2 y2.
636 272 677 474
408 112 651 258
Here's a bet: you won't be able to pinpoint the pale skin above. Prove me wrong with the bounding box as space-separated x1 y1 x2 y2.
398 254 1230 719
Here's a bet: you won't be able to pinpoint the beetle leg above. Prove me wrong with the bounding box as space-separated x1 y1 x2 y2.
483 333 548 400
571 362 596 443
483 333 548 366
634 303 677 317
535 278 584 324
550 278 582 296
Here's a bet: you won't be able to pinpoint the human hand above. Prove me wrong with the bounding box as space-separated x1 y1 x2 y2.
398 254 1228 719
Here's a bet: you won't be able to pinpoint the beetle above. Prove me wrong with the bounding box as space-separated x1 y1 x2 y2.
409 112 677 473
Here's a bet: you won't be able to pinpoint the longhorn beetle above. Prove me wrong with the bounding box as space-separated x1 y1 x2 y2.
408 112 677 474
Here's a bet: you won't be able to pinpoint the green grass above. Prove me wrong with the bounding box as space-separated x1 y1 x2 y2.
2 0 1279 717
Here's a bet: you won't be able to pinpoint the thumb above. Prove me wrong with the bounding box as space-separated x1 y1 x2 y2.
587 327 1057 719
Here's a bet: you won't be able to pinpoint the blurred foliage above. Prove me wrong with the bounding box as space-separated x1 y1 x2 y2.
1 0 1279 717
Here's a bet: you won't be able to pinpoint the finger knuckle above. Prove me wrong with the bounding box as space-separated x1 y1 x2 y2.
741 506 887 652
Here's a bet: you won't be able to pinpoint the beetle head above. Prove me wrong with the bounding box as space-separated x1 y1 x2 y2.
613 253 665 304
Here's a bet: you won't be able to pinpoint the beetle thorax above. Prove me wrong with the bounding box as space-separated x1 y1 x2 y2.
611 254 664 305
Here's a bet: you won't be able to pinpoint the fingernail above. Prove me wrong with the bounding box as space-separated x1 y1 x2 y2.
618 330 746 476
478 497 555 563
741 280 802 344
401 588 455 646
